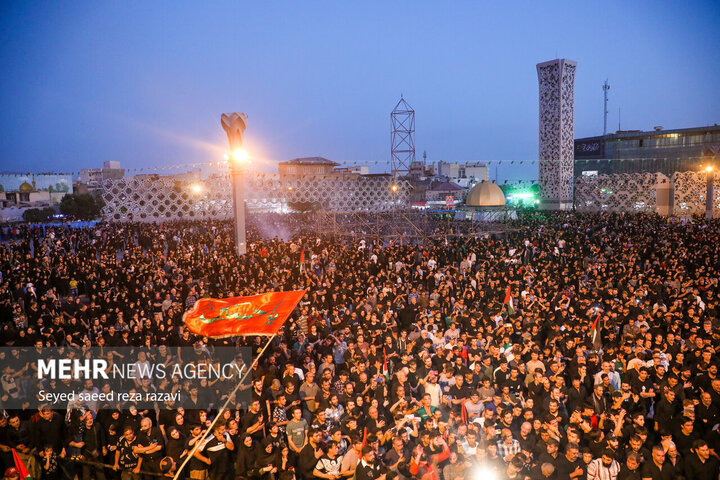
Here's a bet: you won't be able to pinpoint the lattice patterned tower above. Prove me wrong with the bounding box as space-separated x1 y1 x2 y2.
537 59 577 210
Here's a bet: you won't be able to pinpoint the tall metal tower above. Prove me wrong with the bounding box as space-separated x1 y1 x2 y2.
603 79 610 136
391 96 415 177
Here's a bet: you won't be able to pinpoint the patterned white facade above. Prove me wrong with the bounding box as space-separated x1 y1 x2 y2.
101 173 411 222
574 173 669 212
672 170 720 217
574 170 719 218
537 59 577 209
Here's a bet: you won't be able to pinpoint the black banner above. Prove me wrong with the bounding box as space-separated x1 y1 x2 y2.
574 138 605 159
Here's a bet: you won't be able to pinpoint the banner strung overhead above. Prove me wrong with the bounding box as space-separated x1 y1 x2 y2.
183 290 306 337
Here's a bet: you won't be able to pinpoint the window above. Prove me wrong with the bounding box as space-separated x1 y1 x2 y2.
19 193 30 202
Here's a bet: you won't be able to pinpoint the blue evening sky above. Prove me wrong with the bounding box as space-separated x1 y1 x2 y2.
1 1 719 182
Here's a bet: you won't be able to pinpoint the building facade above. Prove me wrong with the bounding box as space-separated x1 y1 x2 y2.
78 161 125 188
278 157 340 177
436 161 488 186
574 125 720 178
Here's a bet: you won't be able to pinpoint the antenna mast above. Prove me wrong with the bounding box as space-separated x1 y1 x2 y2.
603 79 610 135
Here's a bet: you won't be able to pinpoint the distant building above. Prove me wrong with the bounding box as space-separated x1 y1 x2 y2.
436 161 488 187
574 124 720 178
408 161 437 179
334 165 370 175
426 181 467 206
130 169 202 183
78 161 125 187
278 157 340 177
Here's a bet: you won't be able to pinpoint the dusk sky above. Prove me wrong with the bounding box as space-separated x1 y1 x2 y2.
1 1 719 182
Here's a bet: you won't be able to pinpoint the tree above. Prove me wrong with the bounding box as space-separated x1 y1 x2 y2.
59 193 105 220
22 207 56 223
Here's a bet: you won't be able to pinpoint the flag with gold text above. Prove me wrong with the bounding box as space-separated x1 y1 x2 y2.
183 290 306 337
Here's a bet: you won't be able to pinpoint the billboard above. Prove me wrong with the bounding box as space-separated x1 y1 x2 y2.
0 173 73 193
574 138 605 159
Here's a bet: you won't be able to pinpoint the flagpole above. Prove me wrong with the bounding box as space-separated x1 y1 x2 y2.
172 333 277 480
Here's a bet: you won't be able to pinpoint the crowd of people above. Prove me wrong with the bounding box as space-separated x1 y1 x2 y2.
1 212 719 480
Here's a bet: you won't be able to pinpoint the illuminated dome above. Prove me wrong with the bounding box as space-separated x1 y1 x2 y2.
466 181 506 207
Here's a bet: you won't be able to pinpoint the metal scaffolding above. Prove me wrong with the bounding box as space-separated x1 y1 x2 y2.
391 96 415 178
246 210 516 246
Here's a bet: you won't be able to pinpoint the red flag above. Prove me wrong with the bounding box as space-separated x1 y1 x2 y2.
503 286 514 315
183 290 306 338
461 402 468 424
299 251 305 272
590 312 601 345
12 449 31 480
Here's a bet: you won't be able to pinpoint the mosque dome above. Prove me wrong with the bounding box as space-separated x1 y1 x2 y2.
465 181 506 207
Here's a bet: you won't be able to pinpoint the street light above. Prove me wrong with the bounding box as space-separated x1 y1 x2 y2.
232 149 249 163
705 165 715 221
190 183 203 194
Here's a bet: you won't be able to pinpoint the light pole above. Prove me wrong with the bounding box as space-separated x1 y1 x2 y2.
705 165 715 221
221 113 249 257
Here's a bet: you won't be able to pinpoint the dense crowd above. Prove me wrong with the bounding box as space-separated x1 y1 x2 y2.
1 212 720 480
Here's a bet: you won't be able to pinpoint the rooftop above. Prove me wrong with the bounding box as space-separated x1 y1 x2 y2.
577 124 720 142
280 157 339 166
431 181 464 191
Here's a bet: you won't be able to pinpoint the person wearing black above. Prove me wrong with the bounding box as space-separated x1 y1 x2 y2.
164 427 185 473
382 436 408 474
673 416 700 457
241 400 266 442
617 452 641 480
29 408 65 455
447 375 472 415
567 377 588 415
696 391 720 437
684 440 720 480
555 442 584 480
652 389 677 431
297 428 322 480
103 423 120 479
234 434 258 480
254 439 279 480
136 417 164 479
355 446 387 480
185 424 209 480
590 384 608 416
639 445 674 480
195 423 235 480
113 427 141 480
81 414 107 480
